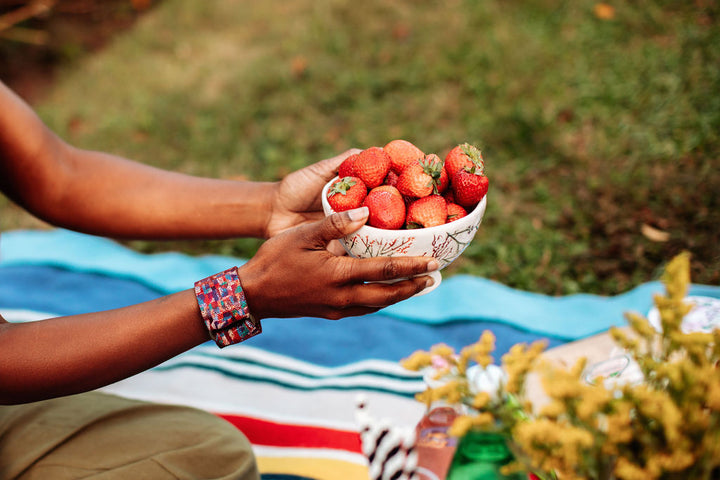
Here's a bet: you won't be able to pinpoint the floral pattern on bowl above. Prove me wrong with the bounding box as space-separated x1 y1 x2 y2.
321 176 487 270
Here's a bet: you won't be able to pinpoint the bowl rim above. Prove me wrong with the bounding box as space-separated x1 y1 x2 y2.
321 175 487 236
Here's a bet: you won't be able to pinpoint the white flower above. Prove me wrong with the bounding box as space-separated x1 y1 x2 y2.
467 364 506 401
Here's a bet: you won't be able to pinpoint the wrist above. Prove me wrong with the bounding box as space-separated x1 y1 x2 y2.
261 181 281 239
194 266 261 348
217 179 277 239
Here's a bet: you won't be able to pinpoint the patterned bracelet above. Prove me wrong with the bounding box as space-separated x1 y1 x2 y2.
194 267 261 348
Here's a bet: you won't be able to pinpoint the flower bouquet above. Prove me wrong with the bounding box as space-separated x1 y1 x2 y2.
401 253 720 480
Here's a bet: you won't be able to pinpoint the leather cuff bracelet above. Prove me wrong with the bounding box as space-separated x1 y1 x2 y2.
194 267 261 348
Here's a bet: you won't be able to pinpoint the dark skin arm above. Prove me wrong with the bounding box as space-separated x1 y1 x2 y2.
0 80 345 240
0 81 437 405
0 209 435 405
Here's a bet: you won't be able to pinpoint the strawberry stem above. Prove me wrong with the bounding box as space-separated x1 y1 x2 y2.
328 177 357 196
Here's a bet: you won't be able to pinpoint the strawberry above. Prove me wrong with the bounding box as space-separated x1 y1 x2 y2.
363 187 406 230
406 195 448 229
384 139 425 174
451 167 489 208
354 147 391 189
445 143 484 179
371 184 403 198
326 176 368 212
446 203 467 223
338 153 358 178
383 170 399 187
396 155 446 198
443 188 456 204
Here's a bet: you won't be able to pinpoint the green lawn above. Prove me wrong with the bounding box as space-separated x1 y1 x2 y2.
2 0 718 295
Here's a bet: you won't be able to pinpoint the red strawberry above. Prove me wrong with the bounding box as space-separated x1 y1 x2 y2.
354 147 391 189
384 139 425 174
383 170 399 187
363 187 406 230
396 155 446 198
371 184 403 198
446 203 467 223
452 167 489 208
326 176 368 212
338 153 358 178
445 143 484 179
406 195 448 229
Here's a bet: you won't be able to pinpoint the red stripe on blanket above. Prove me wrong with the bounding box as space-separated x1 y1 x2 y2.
219 414 363 453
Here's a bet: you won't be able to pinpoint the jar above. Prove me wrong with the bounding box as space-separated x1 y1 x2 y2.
414 369 464 479
446 430 526 480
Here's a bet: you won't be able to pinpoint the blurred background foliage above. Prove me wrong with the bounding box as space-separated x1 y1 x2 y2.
0 0 718 295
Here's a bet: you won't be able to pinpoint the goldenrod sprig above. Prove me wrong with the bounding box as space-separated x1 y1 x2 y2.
400 252 720 480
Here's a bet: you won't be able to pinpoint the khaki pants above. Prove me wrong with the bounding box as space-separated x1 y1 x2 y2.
0 392 259 480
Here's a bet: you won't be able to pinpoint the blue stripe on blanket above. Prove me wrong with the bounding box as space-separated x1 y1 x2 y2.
2 229 719 342
0 265 564 364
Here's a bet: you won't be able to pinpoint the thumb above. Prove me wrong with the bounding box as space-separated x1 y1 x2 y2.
313 207 369 246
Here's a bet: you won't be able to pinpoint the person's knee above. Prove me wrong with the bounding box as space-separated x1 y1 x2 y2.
136 403 260 480
3 393 259 480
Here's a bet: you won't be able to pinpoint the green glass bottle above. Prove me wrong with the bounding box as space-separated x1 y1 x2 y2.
446 430 526 480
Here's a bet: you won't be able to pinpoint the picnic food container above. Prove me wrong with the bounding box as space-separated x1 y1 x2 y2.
321 176 488 294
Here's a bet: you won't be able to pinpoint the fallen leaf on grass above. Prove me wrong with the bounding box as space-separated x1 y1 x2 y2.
594 3 615 20
641 223 670 242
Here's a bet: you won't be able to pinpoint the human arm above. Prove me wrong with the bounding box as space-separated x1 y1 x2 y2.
0 80 346 240
0 81 438 404
0 208 437 405
0 290 207 405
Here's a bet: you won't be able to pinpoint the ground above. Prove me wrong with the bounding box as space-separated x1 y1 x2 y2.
0 1 150 104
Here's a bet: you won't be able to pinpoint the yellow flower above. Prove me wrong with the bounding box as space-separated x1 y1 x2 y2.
430 343 456 358
480 330 496 350
575 386 611 423
539 400 565 420
540 358 587 401
604 401 633 444
626 312 660 341
472 412 495 428
402 253 718 480
662 252 690 300
400 350 432 371
614 457 657 480
476 353 494 368
501 340 546 395
708 378 720 411
671 331 714 364
649 449 696 472
448 415 474 438
513 419 594 476
471 391 491 410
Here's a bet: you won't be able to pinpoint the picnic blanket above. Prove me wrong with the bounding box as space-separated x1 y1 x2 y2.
2 229 718 479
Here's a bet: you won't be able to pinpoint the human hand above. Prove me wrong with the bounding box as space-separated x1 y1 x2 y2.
239 207 438 320
264 149 360 239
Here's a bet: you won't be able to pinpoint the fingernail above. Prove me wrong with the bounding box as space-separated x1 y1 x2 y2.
427 260 439 272
425 276 435 287
348 206 369 222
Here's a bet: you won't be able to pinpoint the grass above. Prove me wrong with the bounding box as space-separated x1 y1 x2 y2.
1 0 718 295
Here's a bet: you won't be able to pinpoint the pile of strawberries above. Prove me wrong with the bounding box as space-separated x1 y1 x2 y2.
326 140 488 230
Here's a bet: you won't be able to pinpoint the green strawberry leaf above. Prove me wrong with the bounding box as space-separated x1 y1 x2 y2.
328 177 357 196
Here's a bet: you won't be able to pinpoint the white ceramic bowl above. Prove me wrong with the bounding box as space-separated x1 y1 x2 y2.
321 176 487 294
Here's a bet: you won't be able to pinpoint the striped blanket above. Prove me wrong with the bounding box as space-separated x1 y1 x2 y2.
2 229 718 479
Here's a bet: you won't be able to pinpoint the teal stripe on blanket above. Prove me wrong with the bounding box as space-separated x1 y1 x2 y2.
152 362 420 398
185 350 424 382
0 229 240 294
2 229 719 340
